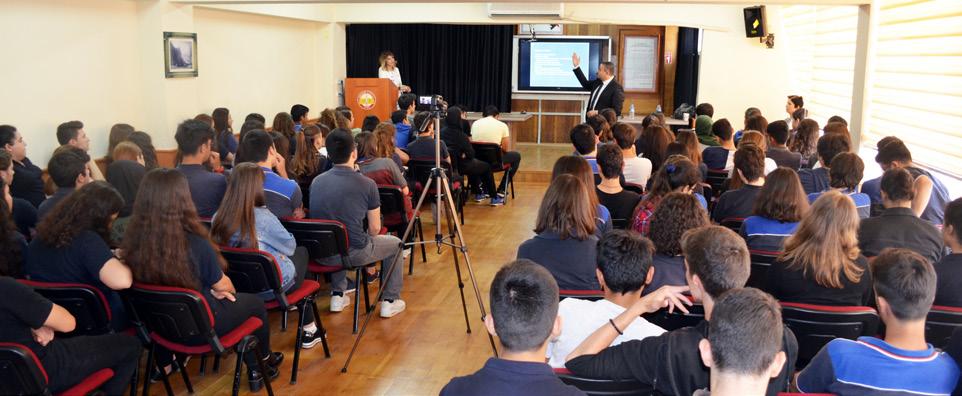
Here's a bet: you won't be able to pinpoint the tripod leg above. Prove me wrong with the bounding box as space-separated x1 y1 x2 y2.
443 194 471 334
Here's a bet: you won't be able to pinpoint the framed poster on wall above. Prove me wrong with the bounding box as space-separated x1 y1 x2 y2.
164 32 198 78
619 33 659 93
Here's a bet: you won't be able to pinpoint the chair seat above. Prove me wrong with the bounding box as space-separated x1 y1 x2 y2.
58 368 114 396
264 280 320 310
309 262 343 274
150 317 263 355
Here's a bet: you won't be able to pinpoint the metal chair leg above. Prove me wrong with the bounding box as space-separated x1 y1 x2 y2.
291 301 306 384
141 344 155 396
174 354 193 393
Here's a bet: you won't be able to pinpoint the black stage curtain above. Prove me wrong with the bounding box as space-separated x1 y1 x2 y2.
346 24 513 112
674 27 701 110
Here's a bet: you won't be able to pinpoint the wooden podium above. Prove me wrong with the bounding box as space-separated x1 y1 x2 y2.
344 78 398 129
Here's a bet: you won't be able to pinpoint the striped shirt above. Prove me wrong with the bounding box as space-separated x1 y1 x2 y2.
739 216 798 253
808 189 871 218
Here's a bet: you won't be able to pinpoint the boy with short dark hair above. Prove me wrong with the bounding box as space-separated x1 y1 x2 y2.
712 144 765 223
797 248 960 394
702 119 736 170
570 124 599 173
239 130 305 219
858 168 944 264
935 198 962 306
441 260 585 396
175 119 227 217
291 104 309 132
566 226 798 395
391 109 413 149
37 146 92 219
406 111 450 160
595 144 640 222
694 288 787 396
765 120 802 170
798 133 850 195
874 138 950 225
807 152 871 218
55 120 104 181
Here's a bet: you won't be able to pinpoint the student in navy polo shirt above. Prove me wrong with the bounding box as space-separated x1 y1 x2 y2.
441 260 586 396
1 125 46 208
310 129 405 317
858 168 944 265
935 198 962 307
798 133 849 195
37 146 93 220
175 119 228 218
701 118 736 171
570 124 599 174
797 248 960 394
739 168 809 252
238 130 305 219
807 152 871 218
711 144 766 223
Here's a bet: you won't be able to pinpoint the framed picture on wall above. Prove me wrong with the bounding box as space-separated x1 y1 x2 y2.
164 32 198 78
619 32 660 93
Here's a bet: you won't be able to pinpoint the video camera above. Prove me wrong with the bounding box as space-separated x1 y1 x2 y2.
417 94 448 113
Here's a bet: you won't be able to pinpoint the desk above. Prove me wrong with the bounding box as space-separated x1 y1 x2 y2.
465 112 534 146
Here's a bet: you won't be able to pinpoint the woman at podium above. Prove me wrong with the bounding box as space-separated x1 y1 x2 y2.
378 51 411 93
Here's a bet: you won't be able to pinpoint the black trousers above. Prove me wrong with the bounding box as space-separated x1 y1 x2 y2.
43 333 142 395
498 151 521 191
460 158 497 196
290 246 314 324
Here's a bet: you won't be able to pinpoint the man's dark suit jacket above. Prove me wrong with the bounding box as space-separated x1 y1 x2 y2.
574 66 626 117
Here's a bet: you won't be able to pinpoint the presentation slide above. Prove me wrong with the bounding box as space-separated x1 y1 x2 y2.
528 42 589 88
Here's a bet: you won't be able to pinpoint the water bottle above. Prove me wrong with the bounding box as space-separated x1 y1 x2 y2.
629 104 636 119
656 104 663 114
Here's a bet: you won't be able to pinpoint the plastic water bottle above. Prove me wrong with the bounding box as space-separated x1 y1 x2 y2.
656 104 663 114
629 104 636 119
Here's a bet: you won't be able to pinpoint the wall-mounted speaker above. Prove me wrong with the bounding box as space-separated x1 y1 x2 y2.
744 6 767 38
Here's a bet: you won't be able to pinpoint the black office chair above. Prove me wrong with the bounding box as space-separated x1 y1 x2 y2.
559 289 605 301
780 302 880 369
747 250 780 292
17 280 113 337
705 169 729 199
378 185 427 275
926 305 962 349
643 297 705 331
406 158 467 224
718 217 745 233
0 342 115 396
554 368 656 396
471 142 515 202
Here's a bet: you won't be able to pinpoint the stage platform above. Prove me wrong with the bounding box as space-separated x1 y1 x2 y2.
514 143 570 184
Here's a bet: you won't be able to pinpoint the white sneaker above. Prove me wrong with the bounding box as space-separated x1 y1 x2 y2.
402 248 412 258
330 294 349 313
379 299 406 318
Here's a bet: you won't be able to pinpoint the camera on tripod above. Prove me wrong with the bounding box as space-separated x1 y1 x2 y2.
417 94 448 113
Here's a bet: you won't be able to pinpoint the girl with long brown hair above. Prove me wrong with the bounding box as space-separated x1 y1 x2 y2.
0 179 26 277
639 125 674 172
122 168 283 389
373 122 409 166
646 192 710 294
740 167 809 252
289 125 329 207
768 190 872 306
272 112 297 154
212 107 237 165
789 119 820 168
517 173 600 290
551 155 612 237
631 155 706 235
106 123 134 165
674 130 707 180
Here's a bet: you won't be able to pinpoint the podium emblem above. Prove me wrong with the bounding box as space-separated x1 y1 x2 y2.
357 90 377 110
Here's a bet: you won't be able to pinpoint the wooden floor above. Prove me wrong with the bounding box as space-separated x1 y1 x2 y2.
154 182 548 395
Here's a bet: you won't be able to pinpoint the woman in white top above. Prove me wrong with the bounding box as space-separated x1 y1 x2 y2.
378 51 411 93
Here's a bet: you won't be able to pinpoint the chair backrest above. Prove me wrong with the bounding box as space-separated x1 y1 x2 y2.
198 216 213 229
611 218 630 230
471 142 504 168
123 283 224 353
779 302 879 368
718 217 745 233
926 305 962 349
0 343 48 396
17 280 112 337
643 299 706 332
378 185 407 218
747 250 781 292
705 169 729 198
622 182 644 195
281 218 350 265
554 368 655 396
559 289 605 301
406 158 455 191
220 247 286 305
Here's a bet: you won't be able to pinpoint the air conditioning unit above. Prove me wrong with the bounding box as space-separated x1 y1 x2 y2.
487 3 564 18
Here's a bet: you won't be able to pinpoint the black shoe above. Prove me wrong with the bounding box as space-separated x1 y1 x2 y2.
149 355 190 383
263 351 284 369
301 330 326 349
364 270 380 284
247 365 279 393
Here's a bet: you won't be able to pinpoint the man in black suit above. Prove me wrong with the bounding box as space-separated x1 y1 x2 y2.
572 53 625 118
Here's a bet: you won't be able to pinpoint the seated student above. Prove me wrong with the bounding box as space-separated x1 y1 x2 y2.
406 112 451 161
565 226 798 395
636 125 674 173
2 125 46 208
336 106 362 135
769 191 873 306
175 119 228 218
310 130 406 317
798 133 850 195
765 120 802 170
552 156 612 238
0 276 141 395
126 131 158 170
874 138 950 225
701 118 736 171
695 288 788 396
440 108 500 205
0 179 28 276
361 115 380 133
570 123 601 173
122 169 283 390
37 146 93 219
56 120 104 181
518 174 600 291
797 248 961 394
272 112 297 156
471 106 522 196
212 108 238 165
238 130 305 219
393 97 416 149
546 231 665 368
807 152 871 218
646 192 709 294
596 144 640 223
288 124 329 208
858 168 944 264
674 130 708 181
936 198 962 306
740 168 809 252
210 163 322 349
857 137 899 216
744 115 769 146
291 104 309 132
441 260 586 396
789 119 820 169
712 145 766 223
356 132 409 197
612 122 652 186
104 155 146 241
734 107 762 145
737 131 778 175
373 122 408 166
600 108 618 125
587 114 614 143
694 115 717 147
0 151 37 238
632 155 707 235
25 182 132 329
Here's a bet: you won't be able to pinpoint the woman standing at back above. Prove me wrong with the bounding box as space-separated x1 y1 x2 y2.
122 169 283 390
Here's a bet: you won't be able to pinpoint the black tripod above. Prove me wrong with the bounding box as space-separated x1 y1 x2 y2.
341 107 498 373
